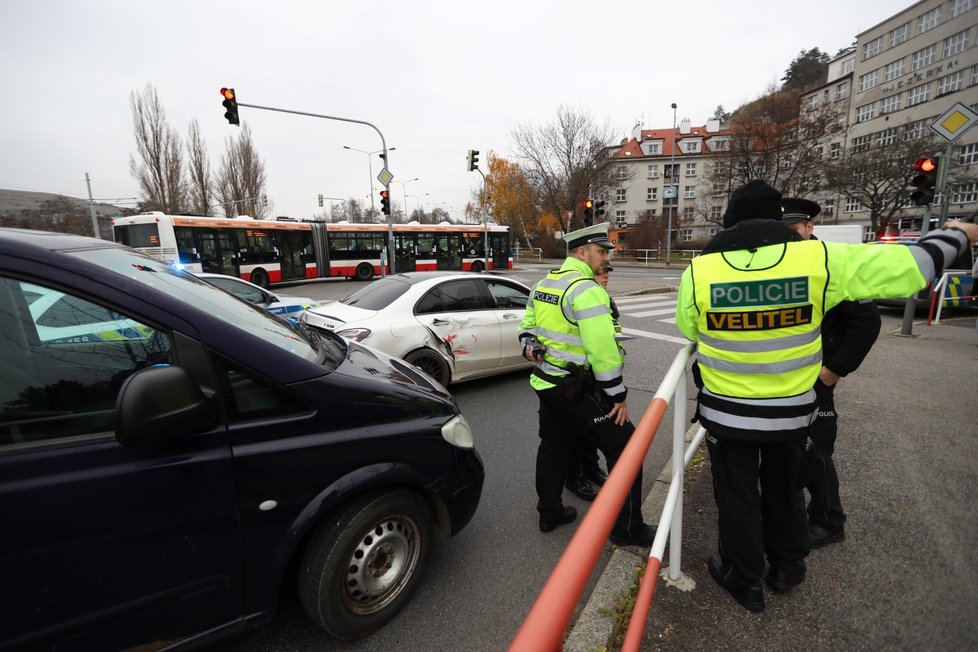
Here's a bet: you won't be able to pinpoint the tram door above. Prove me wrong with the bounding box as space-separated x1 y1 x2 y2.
197 230 238 276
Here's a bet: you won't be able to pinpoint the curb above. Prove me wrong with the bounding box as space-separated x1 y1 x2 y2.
564 425 701 651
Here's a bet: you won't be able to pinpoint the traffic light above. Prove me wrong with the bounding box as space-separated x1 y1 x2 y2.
583 199 594 227
594 200 606 219
380 190 391 216
220 87 240 126
467 149 480 172
318 193 324 207
910 156 940 206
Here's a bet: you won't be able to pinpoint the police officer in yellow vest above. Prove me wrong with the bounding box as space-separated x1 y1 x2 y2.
676 180 978 613
519 222 655 547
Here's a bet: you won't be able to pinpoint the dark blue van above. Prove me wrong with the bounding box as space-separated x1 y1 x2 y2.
0 228 484 650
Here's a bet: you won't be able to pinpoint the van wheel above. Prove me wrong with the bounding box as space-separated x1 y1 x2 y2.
355 264 375 281
298 491 434 641
250 268 270 289
470 260 485 273
403 349 451 386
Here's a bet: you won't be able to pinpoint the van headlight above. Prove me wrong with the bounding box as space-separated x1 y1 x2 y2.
441 414 474 449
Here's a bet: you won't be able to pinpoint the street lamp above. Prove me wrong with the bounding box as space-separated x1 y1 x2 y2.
408 193 430 219
667 102 677 266
392 178 419 220
343 145 395 215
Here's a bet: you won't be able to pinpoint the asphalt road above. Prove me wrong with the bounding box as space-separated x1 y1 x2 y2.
211 266 691 651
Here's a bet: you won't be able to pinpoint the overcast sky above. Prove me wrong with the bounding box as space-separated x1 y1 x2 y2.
1 0 911 221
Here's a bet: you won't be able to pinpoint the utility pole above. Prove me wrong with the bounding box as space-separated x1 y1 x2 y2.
84 172 100 238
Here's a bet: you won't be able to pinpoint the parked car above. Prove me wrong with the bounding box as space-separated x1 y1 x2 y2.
0 227 484 649
300 272 533 386
195 272 321 319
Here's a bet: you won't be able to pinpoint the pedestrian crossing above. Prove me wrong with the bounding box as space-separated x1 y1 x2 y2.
613 294 690 345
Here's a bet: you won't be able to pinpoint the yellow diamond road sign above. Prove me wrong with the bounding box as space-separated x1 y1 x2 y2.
377 167 393 185
931 102 978 142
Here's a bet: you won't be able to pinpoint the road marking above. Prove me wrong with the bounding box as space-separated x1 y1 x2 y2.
625 307 678 318
620 327 690 345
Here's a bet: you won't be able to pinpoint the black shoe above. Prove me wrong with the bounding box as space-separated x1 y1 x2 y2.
609 522 656 547
764 565 806 594
564 474 599 501
582 466 608 486
539 506 577 533
809 523 845 549
707 556 765 613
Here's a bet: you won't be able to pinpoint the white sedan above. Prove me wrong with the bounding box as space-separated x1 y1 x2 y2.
195 273 321 320
300 272 533 386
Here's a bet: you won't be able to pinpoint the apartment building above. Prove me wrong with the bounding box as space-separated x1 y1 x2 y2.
606 118 732 244
845 0 978 232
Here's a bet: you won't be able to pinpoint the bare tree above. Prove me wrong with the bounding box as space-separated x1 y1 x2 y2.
512 105 619 233
824 127 946 237
185 119 213 215
129 84 185 212
215 124 268 218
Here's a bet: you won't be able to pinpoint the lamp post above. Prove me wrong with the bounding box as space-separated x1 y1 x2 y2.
392 178 419 220
343 145 395 216
667 102 677 266
408 193 430 221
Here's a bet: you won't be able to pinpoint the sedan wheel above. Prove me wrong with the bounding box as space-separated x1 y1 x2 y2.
403 348 451 386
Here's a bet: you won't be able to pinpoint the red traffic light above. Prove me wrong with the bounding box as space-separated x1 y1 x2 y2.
584 199 594 209
914 157 937 172
380 190 389 199
220 87 235 101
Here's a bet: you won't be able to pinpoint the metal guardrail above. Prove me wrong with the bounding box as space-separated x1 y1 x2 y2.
514 246 543 262
510 343 704 651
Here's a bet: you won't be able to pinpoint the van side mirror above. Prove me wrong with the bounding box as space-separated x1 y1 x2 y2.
115 365 216 446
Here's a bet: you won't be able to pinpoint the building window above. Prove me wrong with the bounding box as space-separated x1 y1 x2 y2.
615 209 626 219
647 163 659 178
943 31 969 58
856 103 875 122
884 59 906 82
917 7 940 33
712 181 726 195
852 135 871 153
664 163 680 179
858 70 879 92
863 37 883 60
710 205 723 221
907 83 931 106
960 142 978 164
683 141 701 153
830 142 841 159
823 199 835 215
889 23 911 47
615 188 627 202
647 208 657 217
712 138 730 151
912 45 936 70
836 81 849 100
904 120 926 140
682 206 695 218
876 128 897 146
880 94 901 114
646 187 658 200
684 185 696 199
937 71 963 95
950 0 975 19
616 165 628 180
680 228 693 241
845 197 861 212
951 182 978 203
645 143 660 155
685 162 697 176
841 57 855 74
972 64 978 85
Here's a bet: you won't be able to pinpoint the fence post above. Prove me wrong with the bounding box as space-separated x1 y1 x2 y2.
668 371 687 581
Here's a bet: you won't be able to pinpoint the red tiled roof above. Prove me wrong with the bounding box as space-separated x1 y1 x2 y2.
611 124 733 159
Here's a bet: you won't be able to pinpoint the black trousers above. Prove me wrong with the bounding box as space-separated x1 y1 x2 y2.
534 386 644 532
566 437 602 479
806 381 845 529
707 432 809 587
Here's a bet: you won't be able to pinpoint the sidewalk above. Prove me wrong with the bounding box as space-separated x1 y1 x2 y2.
567 315 978 651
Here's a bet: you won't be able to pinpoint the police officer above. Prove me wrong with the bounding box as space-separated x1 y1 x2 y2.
782 197 881 549
519 223 655 547
675 180 978 613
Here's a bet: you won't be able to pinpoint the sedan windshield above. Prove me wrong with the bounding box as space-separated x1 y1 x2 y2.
70 247 328 363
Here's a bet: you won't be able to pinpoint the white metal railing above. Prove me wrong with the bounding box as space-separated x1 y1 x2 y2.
514 246 543 262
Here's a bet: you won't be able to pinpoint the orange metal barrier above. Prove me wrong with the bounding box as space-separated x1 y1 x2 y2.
510 345 697 652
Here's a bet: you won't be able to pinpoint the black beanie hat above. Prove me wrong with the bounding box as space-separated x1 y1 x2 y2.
723 180 783 228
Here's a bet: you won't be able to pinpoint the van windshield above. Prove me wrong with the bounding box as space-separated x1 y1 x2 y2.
70 247 332 364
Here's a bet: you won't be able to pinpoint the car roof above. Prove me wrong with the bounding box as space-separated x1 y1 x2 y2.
0 227 126 255
386 271 522 286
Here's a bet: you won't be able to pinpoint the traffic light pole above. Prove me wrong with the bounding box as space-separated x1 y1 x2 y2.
231 100 395 272
938 141 954 226
476 169 489 268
